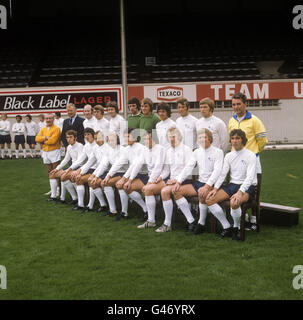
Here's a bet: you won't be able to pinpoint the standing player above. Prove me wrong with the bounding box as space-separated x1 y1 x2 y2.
175 98 198 150
196 97 228 153
127 97 142 129
156 102 176 149
49 130 84 204
25 115 39 158
35 114 61 200
38 114 46 130
12 115 27 159
172 129 224 234
0 113 12 159
108 101 127 146
229 92 267 230
206 129 257 241
93 105 109 138
83 104 96 129
54 112 65 157
139 97 161 132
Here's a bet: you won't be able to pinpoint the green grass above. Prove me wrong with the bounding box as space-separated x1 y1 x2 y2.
0 150 303 300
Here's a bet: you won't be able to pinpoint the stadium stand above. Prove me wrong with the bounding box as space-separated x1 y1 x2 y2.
1 33 303 88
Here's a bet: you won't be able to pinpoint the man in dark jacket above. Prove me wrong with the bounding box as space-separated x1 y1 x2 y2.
61 103 85 147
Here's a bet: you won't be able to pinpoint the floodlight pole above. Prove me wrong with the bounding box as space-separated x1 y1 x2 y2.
120 0 128 119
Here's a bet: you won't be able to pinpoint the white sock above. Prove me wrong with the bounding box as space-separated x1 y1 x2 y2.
104 187 117 213
33 149 36 157
76 185 85 207
198 203 208 225
8 149 12 157
93 188 107 207
250 215 256 224
60 181 66 201
163 199 173 227
87 187 96 209
64 180 78 200
145 195 156 223
49 179 58 198
208 204 231 229
1 149 4 158
176 197 195 224
230 207 242 229
15 150 19 158
29 149 33 157
118 189 129 214
129 191 147 212
245 213 250 222
23 149 27 158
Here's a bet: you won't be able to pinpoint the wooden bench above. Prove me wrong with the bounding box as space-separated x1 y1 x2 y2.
260 202 301 227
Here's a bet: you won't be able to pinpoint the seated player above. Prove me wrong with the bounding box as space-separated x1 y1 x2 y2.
172 129 224 234
67 128 97 209
100 133 128 217
0 113 12 159
49 130 84 204
103 128 146 220
128 130 166 229
73 130 108 213
206 129 257 241
143 127 193 233
12 115 27 159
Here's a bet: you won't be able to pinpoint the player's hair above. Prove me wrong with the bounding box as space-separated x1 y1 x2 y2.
1 113 7 119
84 127 95 136
197 128 213 144
106 101 119 113
176 98 190 110
67 103 76 110
232 92 247 104
230 129 247 146
157 102 171 117
142 97 154 113
66 130 77 138
128 97 141 111
126 127 140 142
93 104 104 115
46 113 55 119
25 114 32 120
55 112 61 117
166 126 182 142
95 131 104 141
106 131 120 145
16 115 22 120
143 129 159 144
199 97 215 112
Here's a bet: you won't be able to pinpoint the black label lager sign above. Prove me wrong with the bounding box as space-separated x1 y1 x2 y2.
0 87 123 114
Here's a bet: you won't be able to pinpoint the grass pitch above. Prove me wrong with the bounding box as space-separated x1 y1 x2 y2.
0 150 303 300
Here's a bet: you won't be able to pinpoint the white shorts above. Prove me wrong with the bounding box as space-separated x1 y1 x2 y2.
42 149 61 164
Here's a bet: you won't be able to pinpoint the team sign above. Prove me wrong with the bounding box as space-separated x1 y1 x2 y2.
0 86 123 114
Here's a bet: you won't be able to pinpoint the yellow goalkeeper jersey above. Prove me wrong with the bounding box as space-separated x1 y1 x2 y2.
228 111 267 155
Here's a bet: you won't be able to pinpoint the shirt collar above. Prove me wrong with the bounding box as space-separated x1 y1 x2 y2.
233 111 252 120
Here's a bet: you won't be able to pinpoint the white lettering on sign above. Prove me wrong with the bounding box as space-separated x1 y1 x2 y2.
294 82 303 98
293 5 303 30
0 5 7 29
